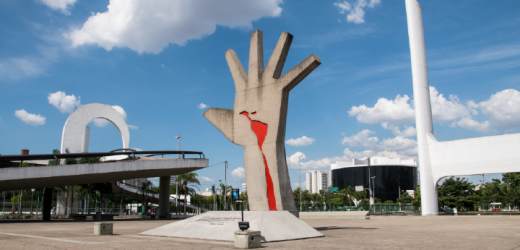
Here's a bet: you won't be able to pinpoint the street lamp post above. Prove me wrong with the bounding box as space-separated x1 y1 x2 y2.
371 176 376 213
298 155 304 212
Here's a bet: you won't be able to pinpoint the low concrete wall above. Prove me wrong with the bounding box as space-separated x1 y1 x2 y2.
299 211 368 220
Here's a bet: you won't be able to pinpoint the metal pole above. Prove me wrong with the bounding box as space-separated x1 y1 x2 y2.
176 178 179 215
299 155 303 212
224 161 227 211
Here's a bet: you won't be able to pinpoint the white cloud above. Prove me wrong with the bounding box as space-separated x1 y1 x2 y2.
334 0 381 24
92 105 129 127
40 0 77 14
285 136 315 147
66 0 283 54
287 130 417 171
479 89 520 130
348 86 497 133
429 87 471 124
341 129 379 148
131 148 143 151
231 167 245 180
14 109 46 126
348 94 415 125
48 91 81 113
455 117 490 133
197 103 208 109
381 123 416 137
199 176 214 183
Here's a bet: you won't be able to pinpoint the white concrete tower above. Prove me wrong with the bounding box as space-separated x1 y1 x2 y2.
405 0 437 215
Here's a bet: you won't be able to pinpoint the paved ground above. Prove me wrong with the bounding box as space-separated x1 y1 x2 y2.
0 215 518 249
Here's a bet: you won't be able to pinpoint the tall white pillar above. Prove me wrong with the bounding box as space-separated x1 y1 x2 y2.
405 0 438 215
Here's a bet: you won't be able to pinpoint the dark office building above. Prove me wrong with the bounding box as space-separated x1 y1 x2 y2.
331 164 417 202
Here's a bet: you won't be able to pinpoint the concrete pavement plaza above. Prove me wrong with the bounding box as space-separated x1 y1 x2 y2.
0 216 518 249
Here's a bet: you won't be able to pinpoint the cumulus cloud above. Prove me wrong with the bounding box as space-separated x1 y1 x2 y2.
66 0 283 54
348 94 415 125
287 151 347 170
479 89 520 130
334 0 381 24
199 176 214 183
286 136 315 146
14 109 46 126
287 129 417 171
48 91 81 113
40 0 77 14
197 103 208 109
341 129 379 148
381 123 416 137
348 86 502 133
231 167 245 180
128 125 138 130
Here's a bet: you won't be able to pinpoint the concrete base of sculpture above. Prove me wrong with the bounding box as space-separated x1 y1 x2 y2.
140 211 323 242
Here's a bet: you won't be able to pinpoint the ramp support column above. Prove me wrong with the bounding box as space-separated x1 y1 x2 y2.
42 188 53 221
159 176 170 219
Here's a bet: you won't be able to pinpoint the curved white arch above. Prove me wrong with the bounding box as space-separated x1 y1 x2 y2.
60 103 130 154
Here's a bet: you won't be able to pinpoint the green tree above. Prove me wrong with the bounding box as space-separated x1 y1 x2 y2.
411 185 421 207
177 172 201 215
438 177 480 211
139 180 153 213
502 172 520 210
397 192 412 204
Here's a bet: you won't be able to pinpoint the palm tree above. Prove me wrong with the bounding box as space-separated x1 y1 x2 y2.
177 172 201 215
139 180 153 214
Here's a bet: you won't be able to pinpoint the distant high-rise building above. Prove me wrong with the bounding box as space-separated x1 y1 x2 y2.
242 183 247 193
305 171 329 194
170 175 177 185
305 172 312 192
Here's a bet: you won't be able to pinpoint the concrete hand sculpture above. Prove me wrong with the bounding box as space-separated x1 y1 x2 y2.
204 30 321 211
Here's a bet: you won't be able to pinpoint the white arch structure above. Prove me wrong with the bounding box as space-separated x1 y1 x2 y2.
61 103 130 154
406 0 520 215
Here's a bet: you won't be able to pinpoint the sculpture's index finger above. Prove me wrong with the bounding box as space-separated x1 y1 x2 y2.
225 49 247 92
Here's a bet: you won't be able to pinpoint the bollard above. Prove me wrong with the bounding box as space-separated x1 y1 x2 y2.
234 230 261 249
94 222 113 235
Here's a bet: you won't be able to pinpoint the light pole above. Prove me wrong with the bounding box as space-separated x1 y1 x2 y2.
371 176 376 213
298 154 304 212
224 161 227 211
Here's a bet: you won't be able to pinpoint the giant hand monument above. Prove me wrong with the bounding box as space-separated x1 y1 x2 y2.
204 30 321 211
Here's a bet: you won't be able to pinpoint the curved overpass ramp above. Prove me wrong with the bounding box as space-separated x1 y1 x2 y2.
0 158 208 191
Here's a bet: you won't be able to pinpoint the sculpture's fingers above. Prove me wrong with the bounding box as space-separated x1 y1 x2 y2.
226 49 247 92
248 30 264 85
265 32 293 79
277 54 321 91
203 108 235 143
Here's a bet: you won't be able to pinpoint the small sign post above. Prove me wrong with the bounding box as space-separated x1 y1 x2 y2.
329 187 339 193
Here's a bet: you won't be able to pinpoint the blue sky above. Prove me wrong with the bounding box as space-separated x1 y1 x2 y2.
1 0 519 191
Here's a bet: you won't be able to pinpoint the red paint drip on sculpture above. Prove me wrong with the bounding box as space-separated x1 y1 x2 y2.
240 111 277 211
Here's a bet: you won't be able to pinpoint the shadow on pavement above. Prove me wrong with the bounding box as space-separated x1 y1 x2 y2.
314 226 378 231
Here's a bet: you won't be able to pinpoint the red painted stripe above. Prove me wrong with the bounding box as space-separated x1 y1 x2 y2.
240 111 277 211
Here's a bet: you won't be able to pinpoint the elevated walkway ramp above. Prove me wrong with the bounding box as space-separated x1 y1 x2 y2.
0 158 208 191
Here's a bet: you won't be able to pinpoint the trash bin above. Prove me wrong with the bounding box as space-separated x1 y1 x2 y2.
166 213 171 220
